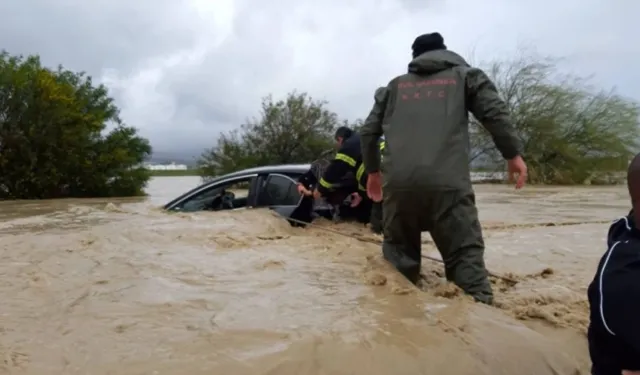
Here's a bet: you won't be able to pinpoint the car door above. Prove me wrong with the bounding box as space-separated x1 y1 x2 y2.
255 173 303 214
167 175 258 212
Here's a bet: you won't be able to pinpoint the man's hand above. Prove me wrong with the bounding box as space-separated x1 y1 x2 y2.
622 371 640 375
366 172 383 202
297 183 312 196
312 188 322 200
349 192 362 207
507 155 527 189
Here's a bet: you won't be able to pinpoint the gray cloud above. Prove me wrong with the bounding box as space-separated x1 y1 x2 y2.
1 0 638 156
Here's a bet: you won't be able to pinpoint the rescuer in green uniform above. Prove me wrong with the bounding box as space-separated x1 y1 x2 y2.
360 32 528 304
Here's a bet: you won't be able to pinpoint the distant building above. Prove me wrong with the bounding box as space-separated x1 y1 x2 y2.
144 162 188 171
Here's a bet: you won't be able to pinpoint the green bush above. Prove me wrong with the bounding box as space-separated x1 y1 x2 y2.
198 91 358 179
470 53 638 184
0 51 152 199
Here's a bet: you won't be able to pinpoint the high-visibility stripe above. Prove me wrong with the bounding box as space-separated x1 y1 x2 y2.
356 141 386 191
319 178 333 188
356 164 366 191
335 153 356 167
356 164 365 182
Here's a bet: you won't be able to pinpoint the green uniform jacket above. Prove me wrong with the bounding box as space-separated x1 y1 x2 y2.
360 50 522 191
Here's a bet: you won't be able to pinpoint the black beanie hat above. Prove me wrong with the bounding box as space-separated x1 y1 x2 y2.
411 32 447 58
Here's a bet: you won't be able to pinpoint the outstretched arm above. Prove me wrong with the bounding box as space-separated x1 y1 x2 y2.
465 67 521 160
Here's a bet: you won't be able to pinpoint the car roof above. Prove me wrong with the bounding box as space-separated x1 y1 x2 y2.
218 163 311 179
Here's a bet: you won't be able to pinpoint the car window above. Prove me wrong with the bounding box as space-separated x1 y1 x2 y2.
176 177 253 212
259 174 301 206
282 172 304 181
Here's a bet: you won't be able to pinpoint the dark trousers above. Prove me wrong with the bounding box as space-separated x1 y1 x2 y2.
382 189 492 304
369 201 383 234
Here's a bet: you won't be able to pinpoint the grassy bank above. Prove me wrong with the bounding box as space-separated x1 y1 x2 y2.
149 169 201 177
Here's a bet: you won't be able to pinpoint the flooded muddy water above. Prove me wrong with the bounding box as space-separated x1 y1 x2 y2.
0 177 629 374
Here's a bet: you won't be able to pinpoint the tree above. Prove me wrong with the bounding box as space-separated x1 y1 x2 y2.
198 129 257 179
470 53 639 184
0 51 152 199
198 91 343 177
345 118 364 133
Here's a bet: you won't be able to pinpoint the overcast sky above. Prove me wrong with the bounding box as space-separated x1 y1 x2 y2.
1 0 637 156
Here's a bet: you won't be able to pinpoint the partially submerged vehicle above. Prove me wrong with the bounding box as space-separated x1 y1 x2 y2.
163 164 341 223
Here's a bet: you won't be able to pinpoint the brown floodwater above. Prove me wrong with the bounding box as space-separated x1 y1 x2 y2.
0 177 630 375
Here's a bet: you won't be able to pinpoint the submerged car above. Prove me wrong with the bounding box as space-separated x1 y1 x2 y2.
163 164 339 222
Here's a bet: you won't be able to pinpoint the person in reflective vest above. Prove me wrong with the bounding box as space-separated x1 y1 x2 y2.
312 126 384 233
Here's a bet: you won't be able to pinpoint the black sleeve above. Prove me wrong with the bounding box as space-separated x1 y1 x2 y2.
317 159 353 196
297 169 316 188
317 144 357 196
607 260 640 354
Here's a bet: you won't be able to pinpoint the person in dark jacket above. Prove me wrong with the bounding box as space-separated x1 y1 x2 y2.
360 32 527 304
293 154 366 224
297 158 330 196
313 126 385 233
587 153 640 375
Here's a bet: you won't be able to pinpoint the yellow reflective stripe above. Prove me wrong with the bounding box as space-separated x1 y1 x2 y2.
356 164 365 183
356 164 366 191
335 153 356 167
319 178 333 188
379 141 385 151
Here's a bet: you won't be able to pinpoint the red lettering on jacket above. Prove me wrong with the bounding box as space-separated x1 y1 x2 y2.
400 90 448 100
397 79 456 89
398 79 455 101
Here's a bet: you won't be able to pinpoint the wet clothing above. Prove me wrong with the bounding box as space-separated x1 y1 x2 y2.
369 201 383 234
382 189 489 300
360 49 520 190
290 187 376 227
293 156 375 225
317 134 384 195
297 159 331 191
360 49 521 304
317 134 385 231
297 169 317 190
337 196 375 225
588 212 640 375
